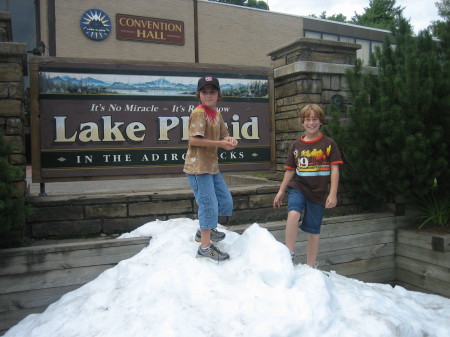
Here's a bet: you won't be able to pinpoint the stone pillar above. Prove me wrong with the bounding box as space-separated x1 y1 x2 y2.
267 37 362 174
0 12 27 198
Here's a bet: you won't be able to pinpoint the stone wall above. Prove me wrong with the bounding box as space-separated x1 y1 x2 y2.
0 12 27 198
26 180 286 238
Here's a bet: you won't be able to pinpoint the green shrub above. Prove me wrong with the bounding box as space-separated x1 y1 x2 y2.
326 18 450 209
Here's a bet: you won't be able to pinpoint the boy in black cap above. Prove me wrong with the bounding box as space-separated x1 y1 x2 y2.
184 76 238 261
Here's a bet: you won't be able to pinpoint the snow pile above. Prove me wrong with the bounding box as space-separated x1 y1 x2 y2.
5 218 450 337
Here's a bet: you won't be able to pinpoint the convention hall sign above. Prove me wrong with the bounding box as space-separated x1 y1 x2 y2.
116 14 184 45
29 58 272 182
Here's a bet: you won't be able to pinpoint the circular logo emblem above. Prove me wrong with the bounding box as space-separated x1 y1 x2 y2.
80 9 111 41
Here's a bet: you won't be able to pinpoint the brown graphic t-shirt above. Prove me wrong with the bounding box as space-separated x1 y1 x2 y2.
183 105 229 175
286 134 343 204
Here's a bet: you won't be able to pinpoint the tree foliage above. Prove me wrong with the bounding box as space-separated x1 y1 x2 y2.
326 17 450 208
309 0 406 30
209 0 269 10
430 0 450 34
430 0 450 56
351 0 405 30
309 12 347 23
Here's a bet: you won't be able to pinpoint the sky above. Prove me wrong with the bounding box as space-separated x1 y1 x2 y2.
268 0 441 34
4 218 450 337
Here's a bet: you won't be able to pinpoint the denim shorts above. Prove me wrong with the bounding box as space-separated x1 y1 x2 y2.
287 187 324 234
186 172 233 230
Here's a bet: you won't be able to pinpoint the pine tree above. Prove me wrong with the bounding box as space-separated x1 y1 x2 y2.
351 0 405 30
430 0 450 41
326 18 450 208
0 131 31 241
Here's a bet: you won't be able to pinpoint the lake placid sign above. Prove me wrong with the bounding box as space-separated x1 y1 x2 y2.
31 59 272 181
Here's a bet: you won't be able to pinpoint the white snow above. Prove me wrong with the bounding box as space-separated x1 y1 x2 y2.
4 218 450 337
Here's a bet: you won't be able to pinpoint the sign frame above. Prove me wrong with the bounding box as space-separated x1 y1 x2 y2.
29 57 275 183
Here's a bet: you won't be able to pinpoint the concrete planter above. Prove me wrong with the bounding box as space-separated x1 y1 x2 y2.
396 228 450 298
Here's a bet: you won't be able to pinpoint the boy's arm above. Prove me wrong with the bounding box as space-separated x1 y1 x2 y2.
189 136 237 150
273 169 295 208
325 164 340 208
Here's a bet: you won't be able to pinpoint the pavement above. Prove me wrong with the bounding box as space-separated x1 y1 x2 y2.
27 176 191 197
25 166 191 197
25 166 276 198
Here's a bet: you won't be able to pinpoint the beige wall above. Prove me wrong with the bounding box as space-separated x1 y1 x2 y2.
39 0 49 52
51 0 197 63
39 0 303 67
196 2 302 66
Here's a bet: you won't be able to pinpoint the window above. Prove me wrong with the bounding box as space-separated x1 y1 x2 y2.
10 0 37 51
356 39 371 65
305 30 321 39
339 36 355 43
323 33 338 41
0 0 10 11
304 29 384 65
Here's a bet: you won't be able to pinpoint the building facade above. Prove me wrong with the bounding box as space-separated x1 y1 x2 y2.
4 0 391 67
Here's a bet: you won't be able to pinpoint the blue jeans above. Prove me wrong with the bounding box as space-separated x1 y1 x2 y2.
287 187 324 234
186 173 233 229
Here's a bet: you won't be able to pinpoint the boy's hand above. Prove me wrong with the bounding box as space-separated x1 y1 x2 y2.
273 191 285 208
225 136 238 146
325 194 337 208
222 137 238 150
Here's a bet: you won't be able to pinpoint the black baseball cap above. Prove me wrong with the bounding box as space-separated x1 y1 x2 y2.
197 76 220 91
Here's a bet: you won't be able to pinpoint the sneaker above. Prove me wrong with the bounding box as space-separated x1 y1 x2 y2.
195 228 226 243
196 244 230 261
